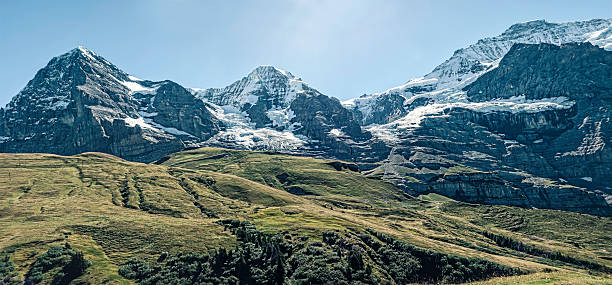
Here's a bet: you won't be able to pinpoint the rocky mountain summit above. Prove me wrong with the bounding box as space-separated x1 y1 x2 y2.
1 19 611 216
0 47 221 162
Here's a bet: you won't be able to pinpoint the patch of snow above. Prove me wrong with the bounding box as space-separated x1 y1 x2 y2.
378 77 439 96
581 177 593 182
128 75 143 81
77 46 97 61
245 93 259 105
274 67 291 77
188 88 206 93
123 116 156 130
49 100 70 110
367 94 574 143
143 118 194 137
121 115 194 137
208 127 306 150
0 136 11 143
120 81 156 94
138 111 158 118
462 150 493 160
365 124 401 143
267 107 295 129
205 102 307 150
329 128 345 137
533 139 544 144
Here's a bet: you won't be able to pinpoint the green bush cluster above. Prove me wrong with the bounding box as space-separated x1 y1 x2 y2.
0 253 16 280
25 244 91 285
119 221 525 284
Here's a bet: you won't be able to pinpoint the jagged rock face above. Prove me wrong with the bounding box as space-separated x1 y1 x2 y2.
0 47 219 162
349 92 408 126
465 43 612 102
198 66 299 107
290 91 370 142
0 47 135 156
196 66 305 129
363 42 612 216
289 90 371 160
346 19 612 125
369 111 612 216
150 81 222 140
464 43 611 190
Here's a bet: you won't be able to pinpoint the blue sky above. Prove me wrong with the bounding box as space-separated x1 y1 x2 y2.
1 0 610 105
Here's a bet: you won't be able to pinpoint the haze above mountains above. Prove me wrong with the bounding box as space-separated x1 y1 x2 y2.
1 18 611 217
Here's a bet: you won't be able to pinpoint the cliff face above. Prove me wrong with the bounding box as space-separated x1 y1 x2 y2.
464 43 611 191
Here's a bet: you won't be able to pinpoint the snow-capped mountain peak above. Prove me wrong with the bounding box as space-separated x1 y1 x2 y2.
194 65 309 108
343 18 612 125
427 18 612 89
250 65 295 80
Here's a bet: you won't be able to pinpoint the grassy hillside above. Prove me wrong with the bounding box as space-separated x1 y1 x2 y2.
0 148 610 284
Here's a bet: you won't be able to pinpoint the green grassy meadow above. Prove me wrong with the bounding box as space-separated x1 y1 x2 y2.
0 148 609 284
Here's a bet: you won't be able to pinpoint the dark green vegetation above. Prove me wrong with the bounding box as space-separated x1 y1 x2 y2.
26 245 91 284
0 253 16 280
119 221 524 284
0 148 611 284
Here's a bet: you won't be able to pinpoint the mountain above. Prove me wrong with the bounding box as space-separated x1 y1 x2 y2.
1 19 612 284
0 47 222 162
0 19 611 216
344 18 612 125
362 42 612 216
192 65 371 160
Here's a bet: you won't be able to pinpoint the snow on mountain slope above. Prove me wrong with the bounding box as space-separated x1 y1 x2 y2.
190 65 369 153
344 18 612 126
201 103 308 151
193 65 308 129
190 66 311 150
366 94 575 143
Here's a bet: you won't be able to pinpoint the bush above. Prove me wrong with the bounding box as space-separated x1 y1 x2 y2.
25 244 91 284
0 254 16 279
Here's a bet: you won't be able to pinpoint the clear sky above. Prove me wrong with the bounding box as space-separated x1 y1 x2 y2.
1 0 610 105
